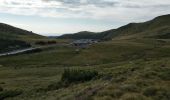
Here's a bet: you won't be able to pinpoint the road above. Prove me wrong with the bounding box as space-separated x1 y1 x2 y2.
0 44 69 57
0 47 40 57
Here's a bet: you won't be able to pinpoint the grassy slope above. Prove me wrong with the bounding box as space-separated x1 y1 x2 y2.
0 14 169 100
0 38 169 100
57 14 170 40
104 14 170 39
57 31 108 40
0 23 45 53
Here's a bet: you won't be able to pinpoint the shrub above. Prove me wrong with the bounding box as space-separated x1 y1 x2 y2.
120 84 139 92
40 69 99 91
111 89 124 98
35 41 56 45
47 81 69 91
158 69 170 81
98 89 123 98
143 86 158 96
61 69 98 83
143 87 170 100
0 90 22 100
47 41 56 44
154 88 170 100
0 87 3 92
35 41 47 45
121 93 147 100
142 71 158 79
0 38 31 53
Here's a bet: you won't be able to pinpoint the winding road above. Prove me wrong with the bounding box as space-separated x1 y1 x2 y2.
0 47 40 57
0 44 68 57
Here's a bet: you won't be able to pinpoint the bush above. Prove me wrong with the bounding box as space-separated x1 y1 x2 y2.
143 87 170 100
158 69 170 81
0 38 31 53
35 41 56 45
120 84 139 92
47 41 56 44
35 41 47 45
0 87 3 92
0 90 22 100
143 87 158 96
61 69 98 83
47 81 69 91
39 69 99 91
97 89 124 98
154 88 170 100
121 93 147 100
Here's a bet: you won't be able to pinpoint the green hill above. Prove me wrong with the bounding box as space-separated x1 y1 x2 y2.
58 14 170 40
57 31 108 40
102 14 170 39
0 23 44 53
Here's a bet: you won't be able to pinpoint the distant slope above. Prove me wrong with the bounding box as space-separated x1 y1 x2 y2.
102 14 170 39
0 23 43 39
0 23 44 53
57 31 108 40
57 14 170 40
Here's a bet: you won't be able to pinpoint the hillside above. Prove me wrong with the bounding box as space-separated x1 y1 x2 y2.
102 14 170 39
0 14 170 100
0 38 170 100
57 14 170 40
0 23 44 39
0 23 44 53
57 31 108 40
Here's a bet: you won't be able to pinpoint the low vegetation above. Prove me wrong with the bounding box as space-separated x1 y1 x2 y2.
41 69 99 91
61 69 98 83
0 39 169 100
35 40 56 45
0 38 31 53
0 89 22 100
0 23 45 53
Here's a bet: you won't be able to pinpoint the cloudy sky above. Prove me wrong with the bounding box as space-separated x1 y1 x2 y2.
0 0 170 36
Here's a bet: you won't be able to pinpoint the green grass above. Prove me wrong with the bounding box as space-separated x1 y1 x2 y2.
0 39 169 100
0 23 47 53
57 14 170 40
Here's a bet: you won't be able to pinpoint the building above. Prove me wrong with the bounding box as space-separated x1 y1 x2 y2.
71 39 98 48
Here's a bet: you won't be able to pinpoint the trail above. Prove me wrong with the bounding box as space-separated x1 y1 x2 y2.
0 47 40 57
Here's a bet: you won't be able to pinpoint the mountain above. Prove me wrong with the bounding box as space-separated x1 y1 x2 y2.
57 31 108 40
0 23 43 39
0 23 44 53
102 14 170 39
57 14 170 40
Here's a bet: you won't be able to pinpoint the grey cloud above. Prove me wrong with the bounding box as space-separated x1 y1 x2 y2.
0 0 170 21
44 0 118 7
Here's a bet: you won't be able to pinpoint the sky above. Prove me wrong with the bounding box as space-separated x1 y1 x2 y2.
0 0 170 36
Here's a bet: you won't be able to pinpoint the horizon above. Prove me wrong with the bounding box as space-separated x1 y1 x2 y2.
0 0 170 36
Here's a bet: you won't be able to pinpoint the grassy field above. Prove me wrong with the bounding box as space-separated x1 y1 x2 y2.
0 39 170 100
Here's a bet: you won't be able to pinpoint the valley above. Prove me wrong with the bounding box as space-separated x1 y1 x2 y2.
0 14 170 100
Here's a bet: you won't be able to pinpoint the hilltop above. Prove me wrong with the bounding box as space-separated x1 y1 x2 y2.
58 14 170 40
102 14 170 39
0 23 44 39
57 31 108 40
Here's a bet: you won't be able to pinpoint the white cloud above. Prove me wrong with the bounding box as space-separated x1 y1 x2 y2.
0 0 170 22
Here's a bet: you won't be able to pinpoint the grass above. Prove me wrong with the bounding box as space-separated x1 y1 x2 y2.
61 69 98 83
0 89 22 100
0 39 169 100
0 38 31 53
